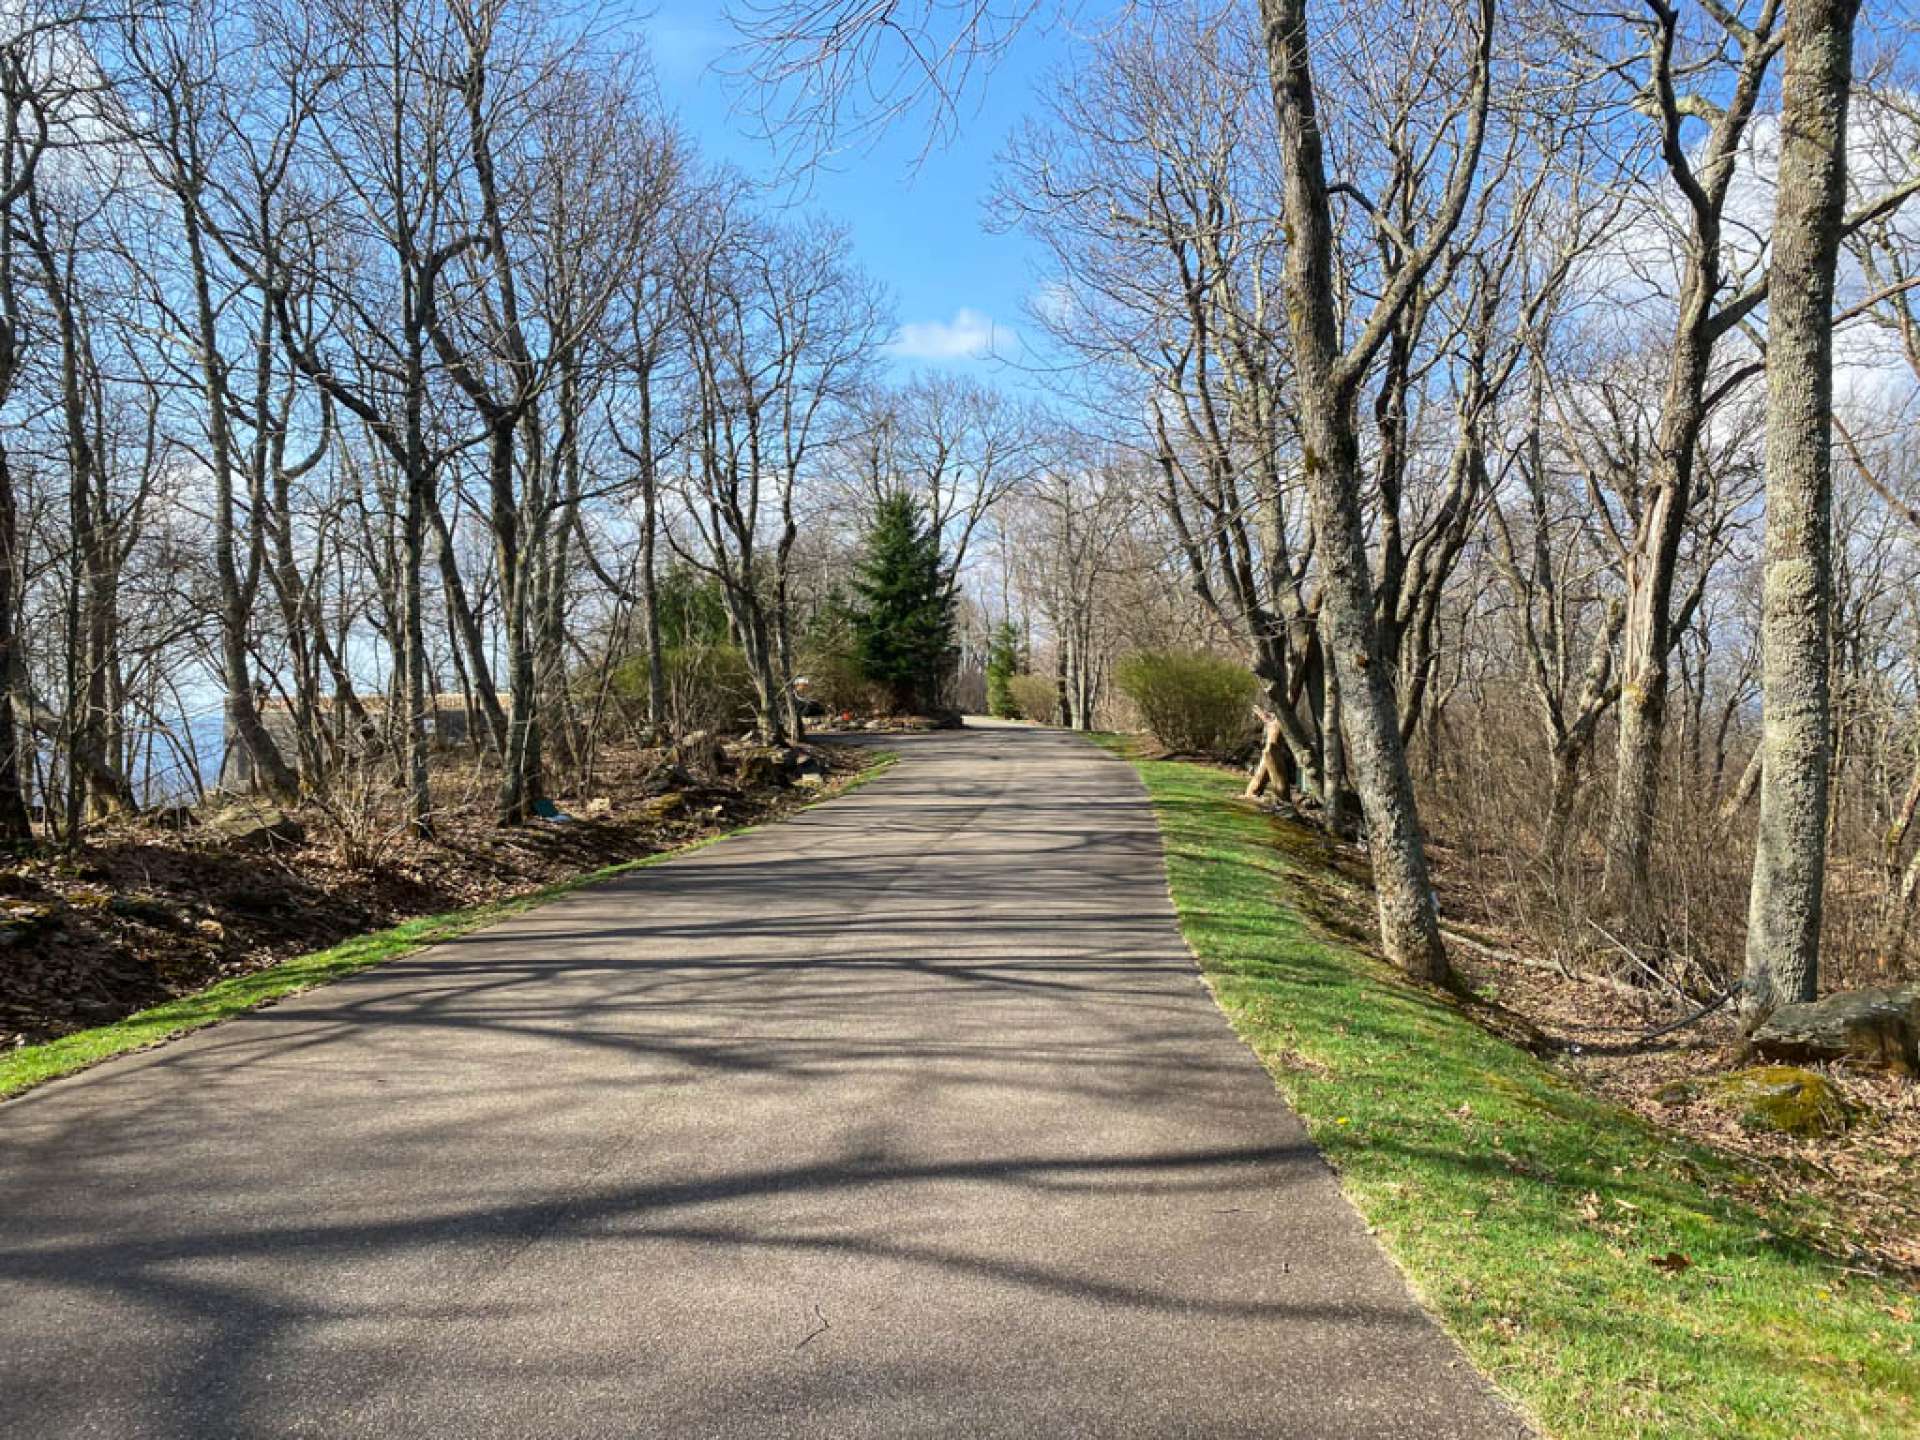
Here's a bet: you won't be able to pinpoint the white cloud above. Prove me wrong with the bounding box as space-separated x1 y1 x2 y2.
888 308 1006 361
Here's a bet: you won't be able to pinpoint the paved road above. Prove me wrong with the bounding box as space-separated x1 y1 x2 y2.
1 725 1521 1439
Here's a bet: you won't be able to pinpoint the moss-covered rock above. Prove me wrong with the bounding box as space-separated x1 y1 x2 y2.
641 793 687 821
1705 1066 1850 1138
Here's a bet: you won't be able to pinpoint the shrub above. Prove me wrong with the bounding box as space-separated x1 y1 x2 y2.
612 644 755 737
1113 650 1259 757
664 645 757 736
1007 673 1061 724
798 646 886 717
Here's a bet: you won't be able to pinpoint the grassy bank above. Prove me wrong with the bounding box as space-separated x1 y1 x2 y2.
1 751 895 1103
1096 735 1916 1440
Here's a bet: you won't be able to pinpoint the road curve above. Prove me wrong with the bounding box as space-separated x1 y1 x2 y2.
0 723 1522 1439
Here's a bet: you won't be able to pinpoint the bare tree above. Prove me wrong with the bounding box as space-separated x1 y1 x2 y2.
1742 0 1860 1022
1255 0 1496 983
0 12 64 841
674 197 884 742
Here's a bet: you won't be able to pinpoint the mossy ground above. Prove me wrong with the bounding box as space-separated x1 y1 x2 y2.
1095 734 1917 1440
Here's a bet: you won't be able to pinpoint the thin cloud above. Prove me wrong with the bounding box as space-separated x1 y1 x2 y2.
888 308 1006 361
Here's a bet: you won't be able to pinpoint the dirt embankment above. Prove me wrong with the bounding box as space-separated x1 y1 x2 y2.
2 740 869 1049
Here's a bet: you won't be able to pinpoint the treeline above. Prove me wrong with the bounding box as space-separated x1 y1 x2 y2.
0 0 1038 844
15 0 1920 1031
736 0 1920 1023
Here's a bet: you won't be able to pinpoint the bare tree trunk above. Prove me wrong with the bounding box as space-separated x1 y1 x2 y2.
1743 0 1857 1023
180 199 300 801
31 204 135 827
1600 1 1782 920
1603 357 1708 915
431 502 509 755
400 466 434 836
0 443 30 840
636 362 667 739
487 422 542 825
1321 640 1358 840
1054 639 1070 727
1545 740 1582 856
1257 0 1487 983
398 315 435 837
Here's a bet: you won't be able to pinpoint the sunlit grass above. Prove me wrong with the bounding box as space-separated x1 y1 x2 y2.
1095 734 1916 1440
1 750 896 1102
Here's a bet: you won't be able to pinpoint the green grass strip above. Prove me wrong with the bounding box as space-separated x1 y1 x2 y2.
1 750 897 1103
1094 734 1916 1440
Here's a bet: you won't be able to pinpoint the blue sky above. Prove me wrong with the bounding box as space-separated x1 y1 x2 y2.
640 5 1071 382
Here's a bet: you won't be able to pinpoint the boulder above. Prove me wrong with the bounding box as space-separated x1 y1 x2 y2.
1748 984 1920 1076
1700 1066 1852 1138
198 803 307 851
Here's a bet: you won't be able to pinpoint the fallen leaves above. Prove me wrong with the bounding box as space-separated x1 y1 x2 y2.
1443 921 1920 1279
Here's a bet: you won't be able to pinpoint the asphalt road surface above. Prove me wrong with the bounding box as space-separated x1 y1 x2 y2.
0 723 1523 1439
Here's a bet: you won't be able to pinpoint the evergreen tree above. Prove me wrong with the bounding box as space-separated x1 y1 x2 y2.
852 493 955 713
986 619 1021 719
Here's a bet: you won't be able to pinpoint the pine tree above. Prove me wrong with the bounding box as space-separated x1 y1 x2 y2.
986 619 1021 719
852 493 954 714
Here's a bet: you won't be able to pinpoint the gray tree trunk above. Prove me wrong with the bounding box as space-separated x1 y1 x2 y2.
1601 336 1711 916
1257 0 1470 984
636 364 667 738
0 443 31 840
431 503 509 756
1743 0 1857 1023
1321 639 1358 840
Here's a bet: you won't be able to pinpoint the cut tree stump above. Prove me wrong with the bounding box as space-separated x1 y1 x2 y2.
1747 984 1920 1076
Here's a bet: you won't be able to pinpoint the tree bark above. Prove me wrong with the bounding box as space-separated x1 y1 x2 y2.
1320 640 1359 840
430 500 509 755
1602 330 1712 915
1743 0 1857 1023
635 359 667 738
0 442 31 840
1258 0 1474 983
